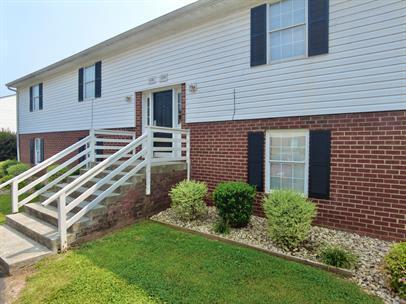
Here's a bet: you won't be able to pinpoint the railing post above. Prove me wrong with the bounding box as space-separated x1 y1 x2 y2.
89 129 96 166
186 129 191 181
132 132 136 156
58 193 68 252
12 180 18 213
146 127 152 195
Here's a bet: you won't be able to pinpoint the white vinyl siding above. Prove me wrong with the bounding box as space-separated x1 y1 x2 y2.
17 0 406 134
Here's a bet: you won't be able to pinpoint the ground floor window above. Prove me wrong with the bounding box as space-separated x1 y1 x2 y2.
34 138 44 164
265 129 309 195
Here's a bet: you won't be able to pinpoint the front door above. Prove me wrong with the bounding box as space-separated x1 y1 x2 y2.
153 90 173 151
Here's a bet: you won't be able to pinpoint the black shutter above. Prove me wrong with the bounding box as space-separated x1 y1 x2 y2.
29 86 33 112
29 139 35 164
95 61 102 98
38 83 43 110
250 4 267 67
309 130 331 199
78 68 84 102
308 0 329 56
248 132 264 192
40 139 45 162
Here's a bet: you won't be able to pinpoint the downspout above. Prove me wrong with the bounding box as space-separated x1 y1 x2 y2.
6 86 19 161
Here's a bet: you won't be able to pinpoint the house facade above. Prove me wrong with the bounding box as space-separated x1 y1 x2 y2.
0 94 17 132
6 0 406 241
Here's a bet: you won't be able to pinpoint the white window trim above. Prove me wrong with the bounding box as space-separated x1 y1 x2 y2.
84 64 96 100
265 129 310 196
34 138 42 165
267 0 309 64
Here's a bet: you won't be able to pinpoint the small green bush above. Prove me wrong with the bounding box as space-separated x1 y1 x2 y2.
263 190 317 250
169 180 208 221
47 165 69 182
7 163 30 177
0 174 12 186
212 181 256 228
319 245 358 269
384 242 406 298
0 159 18 177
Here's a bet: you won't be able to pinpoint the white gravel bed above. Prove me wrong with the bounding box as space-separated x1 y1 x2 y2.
151 207 401 304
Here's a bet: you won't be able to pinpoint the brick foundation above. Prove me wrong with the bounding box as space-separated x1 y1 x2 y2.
73 164 187 244
186 111 406 241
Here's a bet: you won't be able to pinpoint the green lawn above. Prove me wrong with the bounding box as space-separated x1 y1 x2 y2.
17 221 381 304
0 194 11 224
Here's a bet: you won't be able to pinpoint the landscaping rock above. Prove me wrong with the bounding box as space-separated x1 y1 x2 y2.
152 207 400 304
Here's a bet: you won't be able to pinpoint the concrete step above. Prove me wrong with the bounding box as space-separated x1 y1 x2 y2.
0 225 53 275
53 184 121 200
64 175 133 190
40 192 108 214
24 203 90 230
5 213 72 252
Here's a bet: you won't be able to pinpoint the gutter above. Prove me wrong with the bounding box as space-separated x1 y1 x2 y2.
6 86 20 162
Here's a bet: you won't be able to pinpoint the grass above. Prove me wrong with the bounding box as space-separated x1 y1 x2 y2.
16 221 381 304
0 193 12 224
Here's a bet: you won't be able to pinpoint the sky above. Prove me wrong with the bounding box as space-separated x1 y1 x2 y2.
0 0 196 97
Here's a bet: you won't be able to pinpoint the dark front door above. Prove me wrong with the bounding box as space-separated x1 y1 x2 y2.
153 90 173 149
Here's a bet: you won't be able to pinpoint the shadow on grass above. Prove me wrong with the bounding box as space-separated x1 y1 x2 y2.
17 221 382 304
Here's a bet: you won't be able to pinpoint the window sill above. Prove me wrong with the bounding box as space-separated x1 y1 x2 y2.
268 54 307 65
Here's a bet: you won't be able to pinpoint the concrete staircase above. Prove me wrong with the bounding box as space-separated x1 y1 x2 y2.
0 164 144 275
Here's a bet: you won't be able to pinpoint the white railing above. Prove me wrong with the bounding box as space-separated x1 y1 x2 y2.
0 136 92 213
0 127 190 251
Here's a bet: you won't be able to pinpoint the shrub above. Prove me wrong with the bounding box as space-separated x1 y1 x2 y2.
212 182 256 228
0 159 18 177
0 130 17 161
169 180 208 221
263 190 317 250
384 242 406 298
319 245 358 269
7 163 30 177
0 175 12 187
47 165 68 182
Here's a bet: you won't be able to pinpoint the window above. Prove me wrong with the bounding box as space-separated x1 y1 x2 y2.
34 138 43 165
32 85 40 111
84 64 96 99
265 130 309 195
269 0 306 61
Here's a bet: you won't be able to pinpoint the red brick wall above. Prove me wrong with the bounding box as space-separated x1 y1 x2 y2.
186 111 406 241
19 130 89 164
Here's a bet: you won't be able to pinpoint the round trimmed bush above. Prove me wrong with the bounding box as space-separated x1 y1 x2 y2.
169 180 208 221
384 242 406 298
212 181 256 228
263 190 317 250
319 245 358 269
7 163 30 177
0 159 18 177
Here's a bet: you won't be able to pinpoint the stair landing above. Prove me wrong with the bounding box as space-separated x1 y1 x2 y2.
0 225 53 275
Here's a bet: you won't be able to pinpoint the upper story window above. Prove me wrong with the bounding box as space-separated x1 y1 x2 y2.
84 65 96 99
269 0 306 61
250 0 328 67
29 83 43 112
78 61 102 101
